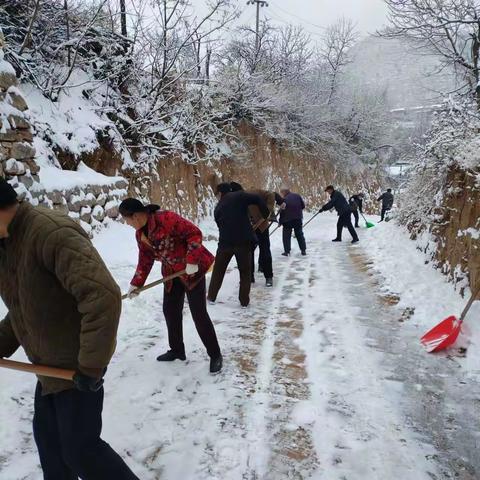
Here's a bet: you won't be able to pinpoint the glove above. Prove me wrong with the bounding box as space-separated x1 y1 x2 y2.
186 263 199 275
127 285 140 299
73 367 105 392
319 207 324 213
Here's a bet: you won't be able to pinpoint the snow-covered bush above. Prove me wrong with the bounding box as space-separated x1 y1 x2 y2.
398 97 480 233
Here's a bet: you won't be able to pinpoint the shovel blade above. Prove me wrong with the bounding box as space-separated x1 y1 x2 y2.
420 315 462 353
366 221 375 228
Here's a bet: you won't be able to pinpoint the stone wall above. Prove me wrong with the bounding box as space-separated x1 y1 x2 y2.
0 29 126 235
36 180 128 236
0 29 39 200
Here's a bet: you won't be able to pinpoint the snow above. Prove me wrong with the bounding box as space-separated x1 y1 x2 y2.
0 214 480 479
458 228 480 240
38 162 123 191
0 57 16 76
362 218 480 368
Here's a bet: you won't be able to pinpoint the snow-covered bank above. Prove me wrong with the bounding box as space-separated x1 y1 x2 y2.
1 215 479 479
360 219 480 372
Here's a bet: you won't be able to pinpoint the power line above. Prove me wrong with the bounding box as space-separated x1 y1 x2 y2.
268 7 325 38
271 2 327 31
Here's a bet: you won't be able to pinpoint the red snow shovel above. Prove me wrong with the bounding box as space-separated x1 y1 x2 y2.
421 286 480 353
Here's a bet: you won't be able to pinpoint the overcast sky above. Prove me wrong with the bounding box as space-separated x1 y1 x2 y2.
231 0 388 37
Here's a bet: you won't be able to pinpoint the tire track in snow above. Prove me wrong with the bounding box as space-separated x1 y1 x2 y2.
242 255 295 477
263 254 319 479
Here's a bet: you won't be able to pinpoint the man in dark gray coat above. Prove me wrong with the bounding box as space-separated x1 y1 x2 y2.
319 185 359 243
377 189 394 221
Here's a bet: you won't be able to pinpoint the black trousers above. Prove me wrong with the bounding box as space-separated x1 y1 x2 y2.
352 210 360 227
251 228 273 279
163 277 221 358
381 207 390 221
282 219 306 254
33 383 139 480
336 212 359 241
208 243 251 306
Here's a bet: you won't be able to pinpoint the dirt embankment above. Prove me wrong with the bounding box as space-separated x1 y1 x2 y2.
431 165 480 293
81 121 384 220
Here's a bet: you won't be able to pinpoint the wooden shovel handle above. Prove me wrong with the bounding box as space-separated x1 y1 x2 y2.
122 270 187 300
460 284 480 321
0 358 75 380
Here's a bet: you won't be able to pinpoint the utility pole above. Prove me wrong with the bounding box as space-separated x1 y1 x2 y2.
247 0 269 52
120 0 128 37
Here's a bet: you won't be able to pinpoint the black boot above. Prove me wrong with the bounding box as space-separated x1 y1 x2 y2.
266 278 273 287
281 252 290 256
301 251 307 256
156 350 186 362
332 238 341 242
351 239 359 244
210 354 223 374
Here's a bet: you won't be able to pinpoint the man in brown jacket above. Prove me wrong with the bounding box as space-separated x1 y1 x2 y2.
0 178 139 480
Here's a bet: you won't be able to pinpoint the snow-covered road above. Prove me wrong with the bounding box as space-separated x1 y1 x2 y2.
1 215 479 479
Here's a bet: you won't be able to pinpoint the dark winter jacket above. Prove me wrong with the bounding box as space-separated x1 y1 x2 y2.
215 191 269 247
377 191 394 209
248 190 284 233
0 203 121 395
279 192 305 224
349 195 363 213
131 211 214 291
320 190 351 216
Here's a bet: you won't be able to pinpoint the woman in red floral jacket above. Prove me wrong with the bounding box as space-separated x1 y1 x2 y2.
119 198 222 373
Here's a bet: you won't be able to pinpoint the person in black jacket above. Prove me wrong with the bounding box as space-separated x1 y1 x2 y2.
319 185 359 243
208 183 269 307
377 189 394 222
348 193 364 228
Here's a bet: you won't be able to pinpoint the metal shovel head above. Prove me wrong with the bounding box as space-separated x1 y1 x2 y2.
420 315 462 353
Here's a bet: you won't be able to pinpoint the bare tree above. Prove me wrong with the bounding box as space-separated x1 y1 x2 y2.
319 17 357 105
64 0 71 66
18 0 41 55
381 0 480 107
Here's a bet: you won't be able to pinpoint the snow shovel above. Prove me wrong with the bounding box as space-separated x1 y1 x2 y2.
122 269 187 300
269 223 281 237
303 211 321 229
420 286 480 353
0 358 75 380
360 212 375 229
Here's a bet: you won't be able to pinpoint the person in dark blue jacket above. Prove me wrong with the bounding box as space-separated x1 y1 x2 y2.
319 185 359 243
279 186 307 256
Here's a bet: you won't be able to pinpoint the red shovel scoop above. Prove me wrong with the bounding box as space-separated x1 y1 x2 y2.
421 286 480 353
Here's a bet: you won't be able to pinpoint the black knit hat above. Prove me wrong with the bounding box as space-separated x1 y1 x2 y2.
0 178 18 209
216 183 232 194
230 181 244 192
119 198 160 217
